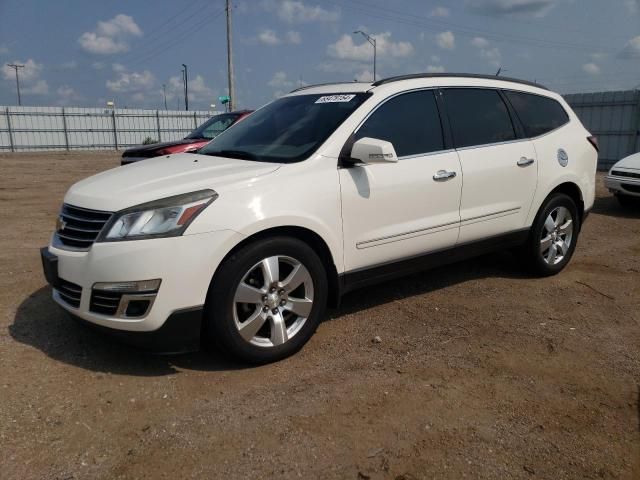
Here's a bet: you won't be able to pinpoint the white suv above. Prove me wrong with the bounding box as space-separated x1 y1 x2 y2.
41 74 598 363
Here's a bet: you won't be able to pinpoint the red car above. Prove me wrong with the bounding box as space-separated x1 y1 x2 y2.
121 110 253 165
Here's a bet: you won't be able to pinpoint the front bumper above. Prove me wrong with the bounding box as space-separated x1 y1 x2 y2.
41 229 244 350
604 175 640 198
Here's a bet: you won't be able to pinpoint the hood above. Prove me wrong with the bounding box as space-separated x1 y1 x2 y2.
123 138 203 155
65 153 280 211
613 152 640 170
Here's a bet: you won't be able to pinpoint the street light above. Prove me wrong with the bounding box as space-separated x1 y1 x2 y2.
353 30 376 82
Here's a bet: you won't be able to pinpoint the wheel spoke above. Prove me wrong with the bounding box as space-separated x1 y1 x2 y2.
555 207 568 227
238 309 267 342
546 244 558 263
557 240 569 256
269 311 288 346
234 282 265 305
558 219 573 236
280 263 308 293
261 256 280 286
540 235 552 253
284 297 313 318
544 215 555 233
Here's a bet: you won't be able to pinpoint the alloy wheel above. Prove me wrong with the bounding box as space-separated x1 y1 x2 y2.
232 255 314 348
540 206 574 265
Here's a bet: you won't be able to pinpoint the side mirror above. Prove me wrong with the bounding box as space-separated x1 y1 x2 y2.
349 137 398 165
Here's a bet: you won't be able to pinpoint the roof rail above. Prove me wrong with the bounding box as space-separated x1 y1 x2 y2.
371 73 548 90
289 81 369 93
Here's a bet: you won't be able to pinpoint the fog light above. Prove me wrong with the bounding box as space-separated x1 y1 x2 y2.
93 279 161 293
125 299 151 317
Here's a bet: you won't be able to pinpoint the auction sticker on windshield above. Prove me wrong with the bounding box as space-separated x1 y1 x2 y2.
315 94 357 104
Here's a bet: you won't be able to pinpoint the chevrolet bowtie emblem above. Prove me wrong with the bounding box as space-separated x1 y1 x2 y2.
56 216 67 231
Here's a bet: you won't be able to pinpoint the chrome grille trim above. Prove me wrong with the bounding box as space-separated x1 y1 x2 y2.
55 204 113 251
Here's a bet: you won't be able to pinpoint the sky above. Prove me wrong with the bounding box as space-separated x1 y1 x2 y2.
1 0 639 111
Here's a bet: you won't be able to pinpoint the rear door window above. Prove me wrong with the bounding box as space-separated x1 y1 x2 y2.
443 88 516 149
354 89 444 157
504 91 569 137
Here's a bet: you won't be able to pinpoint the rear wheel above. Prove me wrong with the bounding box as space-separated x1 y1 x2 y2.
524 193 579 276
204 237 327 364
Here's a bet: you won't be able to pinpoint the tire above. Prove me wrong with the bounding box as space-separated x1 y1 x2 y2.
616 194 638 208
203 236 328 364
524 193 580 276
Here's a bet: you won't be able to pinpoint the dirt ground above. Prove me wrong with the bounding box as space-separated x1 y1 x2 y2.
0 151 638 480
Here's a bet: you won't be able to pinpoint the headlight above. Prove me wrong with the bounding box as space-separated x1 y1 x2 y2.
100 189 218 241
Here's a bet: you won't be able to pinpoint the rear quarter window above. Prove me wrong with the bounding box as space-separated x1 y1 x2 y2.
504 91 570 137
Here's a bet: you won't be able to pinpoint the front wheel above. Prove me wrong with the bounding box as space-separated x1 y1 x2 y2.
524 193 580 276
204 237 327 364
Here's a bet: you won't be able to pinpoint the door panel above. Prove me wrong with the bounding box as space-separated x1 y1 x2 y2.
340 152 462 271
457 141 538 243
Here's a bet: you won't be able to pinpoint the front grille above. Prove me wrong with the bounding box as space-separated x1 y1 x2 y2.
56 204 112 250
612 170 640 180
90 290 122 316
622 183 640 194
56 279 82 308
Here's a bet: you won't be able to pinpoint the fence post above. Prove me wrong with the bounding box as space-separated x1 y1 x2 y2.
61 107 70 151
156 110 161 142
111 109 118 150
5 107 15 152
193 111 197 129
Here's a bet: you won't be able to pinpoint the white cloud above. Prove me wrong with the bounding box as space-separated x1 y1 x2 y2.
23 79 49 95
106 70 155 93
92 61 106 70
286 31 302 44
275 0 340 23
112 63 126 72
256 29 302 46
188 75 215 100
436 31 455 50
582 62 601 75
465 0 556 17
2 58 42 83
624 0 639 13
0 45 9 55
78 14 142 54
58 60 78 70
431 54 441 62
2 58 49 96
327 32 413 62
429 6 450 17
620 36 640 58
268 71 293 88
470 37 502 67
354 69 374 82
471 36 490 48
57 85 76 98
426 65 446 73
258 29 281 45
590 52 606 61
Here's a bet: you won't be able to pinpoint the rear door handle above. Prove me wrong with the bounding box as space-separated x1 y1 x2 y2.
517 157 535 167
433 170 457 181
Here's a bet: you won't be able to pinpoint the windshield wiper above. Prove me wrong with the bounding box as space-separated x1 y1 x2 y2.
202 149 260 161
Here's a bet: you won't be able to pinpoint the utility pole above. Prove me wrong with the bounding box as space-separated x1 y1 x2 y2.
353 31 376 81
226 0 235 111
6 63 24 105
181 64 189 111
162 84 168 110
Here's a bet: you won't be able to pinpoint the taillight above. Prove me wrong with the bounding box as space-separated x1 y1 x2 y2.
587 135 598 152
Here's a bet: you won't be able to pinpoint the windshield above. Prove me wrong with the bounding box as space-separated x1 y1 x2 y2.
199 93 370 163
185 113 242 140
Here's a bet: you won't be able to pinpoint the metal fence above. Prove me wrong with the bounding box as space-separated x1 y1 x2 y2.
0 106 222 152
564 90 640 170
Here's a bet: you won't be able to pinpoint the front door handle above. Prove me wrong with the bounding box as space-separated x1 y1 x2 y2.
433 170 457 181
517 157 535 167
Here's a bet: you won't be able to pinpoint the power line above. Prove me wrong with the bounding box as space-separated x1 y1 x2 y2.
321 0 624 54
